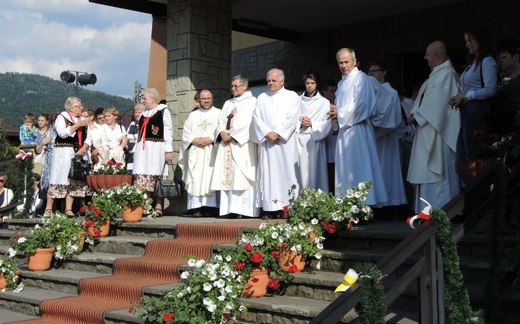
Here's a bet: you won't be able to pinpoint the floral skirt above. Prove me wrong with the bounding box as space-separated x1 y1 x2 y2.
134 174 164 193
48 183 88 199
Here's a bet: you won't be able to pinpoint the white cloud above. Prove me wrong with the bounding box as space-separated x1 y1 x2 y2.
0 0 152 97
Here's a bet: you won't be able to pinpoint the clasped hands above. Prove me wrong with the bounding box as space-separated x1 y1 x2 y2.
220 131 233 145
192 137 213 148
449 92 465 108
265 131 279 144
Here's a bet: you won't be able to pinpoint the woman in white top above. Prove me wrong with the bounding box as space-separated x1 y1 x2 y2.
83 109 109 168
102 107 127 165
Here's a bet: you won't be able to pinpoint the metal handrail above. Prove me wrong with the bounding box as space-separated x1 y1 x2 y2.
311 162 501 324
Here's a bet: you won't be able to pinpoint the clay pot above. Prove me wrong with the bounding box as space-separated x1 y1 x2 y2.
86 175 132 192
121 204 143 222
277 243 307 273
86 218 111 238
242 267 269 298
459 159 491 186
0 274 6 290
26 247 56 271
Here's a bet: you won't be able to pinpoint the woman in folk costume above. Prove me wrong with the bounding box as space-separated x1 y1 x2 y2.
298 72 332 192
133 88 173 216
44 97 91 216
210 75 259 217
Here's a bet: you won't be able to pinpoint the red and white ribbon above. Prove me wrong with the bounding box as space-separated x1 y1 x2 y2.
15 150 33 160
406 198 432 229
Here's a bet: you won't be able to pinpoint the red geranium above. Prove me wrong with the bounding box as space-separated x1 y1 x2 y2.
322 221 337 234
287 265 299 273
80 206 86 213
89 203 97 211
250 252 264 263
163 312 175 322
267 278 280 290
270 251 280 259
95 209 103 216
251 277 259 283
243 243 253 252
84 220 95 228
234 262 245 270
282 205 291 218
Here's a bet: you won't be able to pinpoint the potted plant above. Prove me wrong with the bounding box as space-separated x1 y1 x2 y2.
81 191 122 237
41 212 93 260
252 221 325 273
221 228 288 298
11 225 57 271
103 184 154 222
87 159 132 192
285 181 373 236
132 255 247 323
0 251 21 291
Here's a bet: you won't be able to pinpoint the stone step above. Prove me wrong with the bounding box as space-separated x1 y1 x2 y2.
0 309 39 324
0 286 74 317
18 268 109 295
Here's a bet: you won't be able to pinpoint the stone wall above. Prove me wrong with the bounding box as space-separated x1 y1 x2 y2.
231 0 520 93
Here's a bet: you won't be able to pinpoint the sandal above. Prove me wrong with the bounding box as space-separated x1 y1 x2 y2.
65 209 75 217
154 208 163 217
43 209 53 217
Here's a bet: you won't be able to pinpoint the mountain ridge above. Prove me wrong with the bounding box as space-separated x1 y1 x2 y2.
0 72 134 127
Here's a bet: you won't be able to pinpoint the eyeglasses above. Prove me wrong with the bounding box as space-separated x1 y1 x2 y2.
231 84 244 89
97 116 105 120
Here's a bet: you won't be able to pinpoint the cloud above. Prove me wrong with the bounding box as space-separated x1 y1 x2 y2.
0 0 151 97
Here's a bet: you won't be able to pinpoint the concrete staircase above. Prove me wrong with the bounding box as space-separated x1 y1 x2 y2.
0 216 514 324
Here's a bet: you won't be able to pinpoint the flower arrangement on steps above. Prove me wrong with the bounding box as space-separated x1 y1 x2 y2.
10 212 92 271
0 251 22 291
82 184 154 235
132 182 372 323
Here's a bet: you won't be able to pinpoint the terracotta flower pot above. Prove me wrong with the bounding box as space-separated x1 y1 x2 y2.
86 218 111 238
242 267 269 298
277 243 307 273
121 204 143 222
0 274 7 290
459 159 490 186
26 247 56 271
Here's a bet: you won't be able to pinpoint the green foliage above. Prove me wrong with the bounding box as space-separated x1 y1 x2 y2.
355 262 387 324
430 209 484 323
132 256 247 324
41 212 92 260
0 72 133 127
0 251 20 290
285 182 373 236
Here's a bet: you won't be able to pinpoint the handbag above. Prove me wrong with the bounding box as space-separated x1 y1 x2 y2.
68 156 90 181
154 162 184 199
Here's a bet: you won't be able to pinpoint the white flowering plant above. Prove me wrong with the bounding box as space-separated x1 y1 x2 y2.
41 212 93 260
285 181 373 235
0 251 21 290
131 255 247 323
100 184 154 214
10 212 92 261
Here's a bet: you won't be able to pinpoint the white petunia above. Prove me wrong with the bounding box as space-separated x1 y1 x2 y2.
203 283 213 292
180 271 189 279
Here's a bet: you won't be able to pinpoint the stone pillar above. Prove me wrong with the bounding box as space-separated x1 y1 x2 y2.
148 16 168 100
167 0 232 156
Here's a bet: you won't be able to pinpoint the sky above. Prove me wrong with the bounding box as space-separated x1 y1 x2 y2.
0 0 152 98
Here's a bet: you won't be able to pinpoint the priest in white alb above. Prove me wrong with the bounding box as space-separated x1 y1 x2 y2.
407 41 461 212
178 89 221 216
210 75 259 217
331 48 388 206
251 68 301 215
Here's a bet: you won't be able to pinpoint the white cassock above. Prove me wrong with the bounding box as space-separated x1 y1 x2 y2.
210 91 259 217
251 87 301 211
334 68 388 206
407 59 461 212
298 92 332 192
372 80 407 206
178 107 221 209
